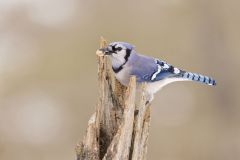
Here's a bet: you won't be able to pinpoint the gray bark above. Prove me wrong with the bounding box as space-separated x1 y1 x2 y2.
76 38 151 160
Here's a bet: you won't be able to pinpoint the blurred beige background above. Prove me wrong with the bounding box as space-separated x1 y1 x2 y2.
0 0 239 160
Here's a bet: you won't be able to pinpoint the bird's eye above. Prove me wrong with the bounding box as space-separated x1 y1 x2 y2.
112 45 122 52
116 47 122 51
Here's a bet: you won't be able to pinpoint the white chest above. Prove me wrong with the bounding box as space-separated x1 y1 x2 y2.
115 67 131 86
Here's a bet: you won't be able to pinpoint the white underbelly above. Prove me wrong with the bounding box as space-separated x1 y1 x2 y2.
146 78 188 95
115 68 131 86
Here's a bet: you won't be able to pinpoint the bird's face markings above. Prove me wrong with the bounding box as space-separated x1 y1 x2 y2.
101 42 134 71
111 43 123 52
109 43 126 58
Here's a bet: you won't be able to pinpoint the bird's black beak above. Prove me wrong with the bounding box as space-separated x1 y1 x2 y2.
99 47 114 55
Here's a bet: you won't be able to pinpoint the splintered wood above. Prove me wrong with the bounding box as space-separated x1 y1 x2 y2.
76 38 151 160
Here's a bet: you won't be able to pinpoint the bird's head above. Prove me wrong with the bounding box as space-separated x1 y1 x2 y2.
100 42 135 69
100 42 134 56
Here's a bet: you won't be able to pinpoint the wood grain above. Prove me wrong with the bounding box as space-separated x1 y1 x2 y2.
76 38 151 160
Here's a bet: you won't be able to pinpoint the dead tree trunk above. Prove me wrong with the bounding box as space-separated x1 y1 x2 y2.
76 38 151 160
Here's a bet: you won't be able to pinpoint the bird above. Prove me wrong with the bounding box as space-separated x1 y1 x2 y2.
99 42 216 102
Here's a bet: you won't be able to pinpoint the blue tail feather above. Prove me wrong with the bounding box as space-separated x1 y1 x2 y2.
180 71 216 86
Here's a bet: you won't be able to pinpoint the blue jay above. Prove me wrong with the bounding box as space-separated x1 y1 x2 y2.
99 42 216 102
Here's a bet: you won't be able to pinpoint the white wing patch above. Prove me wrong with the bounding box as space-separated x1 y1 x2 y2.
163 63 169 69
151 65 162 80
174 67 180 74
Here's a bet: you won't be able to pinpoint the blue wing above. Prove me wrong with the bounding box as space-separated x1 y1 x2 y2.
129 54 179 83
128 53 216 86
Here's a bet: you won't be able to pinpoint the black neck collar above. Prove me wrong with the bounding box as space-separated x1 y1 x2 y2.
112 49 131 73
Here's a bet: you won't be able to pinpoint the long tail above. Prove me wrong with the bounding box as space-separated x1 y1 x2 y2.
179 71 216 86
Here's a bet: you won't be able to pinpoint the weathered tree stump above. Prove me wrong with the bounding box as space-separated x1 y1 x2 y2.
76 38 151 160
